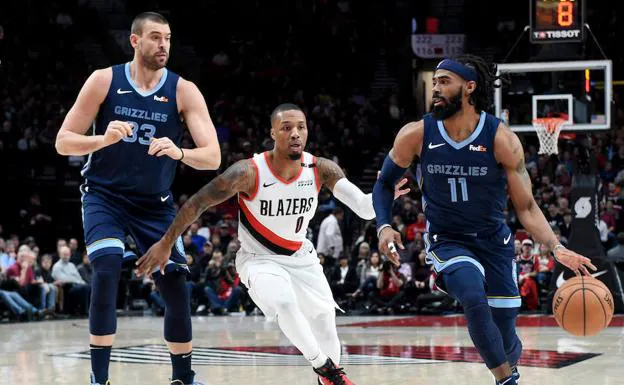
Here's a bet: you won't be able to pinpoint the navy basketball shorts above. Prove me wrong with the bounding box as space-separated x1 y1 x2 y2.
81 185 187 274
424 224 521 308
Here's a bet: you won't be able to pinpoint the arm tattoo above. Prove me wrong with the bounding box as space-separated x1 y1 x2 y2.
316 157 346 190
162 160 254 244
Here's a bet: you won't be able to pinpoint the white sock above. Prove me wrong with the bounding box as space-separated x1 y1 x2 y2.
309 351 329 369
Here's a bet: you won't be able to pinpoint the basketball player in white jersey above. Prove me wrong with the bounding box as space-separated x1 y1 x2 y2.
137 103 408 385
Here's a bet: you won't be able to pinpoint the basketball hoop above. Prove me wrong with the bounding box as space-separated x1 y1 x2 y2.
532 117 568 155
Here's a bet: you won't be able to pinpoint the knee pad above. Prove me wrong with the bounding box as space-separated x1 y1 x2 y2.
157 272 192 343
89 254 123 336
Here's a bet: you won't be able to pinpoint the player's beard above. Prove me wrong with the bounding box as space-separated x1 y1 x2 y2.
430 87 462 120
288 153 301 161
142 49 168 71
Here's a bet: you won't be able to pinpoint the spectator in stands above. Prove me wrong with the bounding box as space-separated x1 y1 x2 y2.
517 239 539 311
372 260 406 314
0 275 41 321
353 251 382 299
225 240 239 263
51 238 67 264
607 232 624 264
186 253 204 310
0 238 15 272
51 245 90 314
204 256 242 315
559 210 573 240
406 213 427 242
5 246 43 306
317 207 344 263
330 254 359 302
536 244 555 290
189 221 207 251
182 232 199 257
318 253 333 281
69 238 82 265
77 252 92 284
354 242 371 265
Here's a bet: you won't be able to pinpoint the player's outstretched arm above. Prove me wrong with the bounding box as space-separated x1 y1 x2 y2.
136 159 256 275
496 124 596 276
316 157 409 221
168 79 221 170
56 68 133 156
373 120 424 264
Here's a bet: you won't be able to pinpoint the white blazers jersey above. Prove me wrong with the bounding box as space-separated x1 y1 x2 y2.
238 151 320 256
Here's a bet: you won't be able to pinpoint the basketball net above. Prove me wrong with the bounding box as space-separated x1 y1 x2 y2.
532 118 568 155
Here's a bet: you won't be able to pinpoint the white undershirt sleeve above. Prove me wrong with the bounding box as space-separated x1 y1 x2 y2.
332 178 376 220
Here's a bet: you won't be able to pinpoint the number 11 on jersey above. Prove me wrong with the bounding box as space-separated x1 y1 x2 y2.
448 177 469 202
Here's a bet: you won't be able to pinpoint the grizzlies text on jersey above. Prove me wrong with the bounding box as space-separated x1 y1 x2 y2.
81 63 182 195
418 111 507 235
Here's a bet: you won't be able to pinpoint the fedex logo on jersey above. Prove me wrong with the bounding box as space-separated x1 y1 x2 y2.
426 164 488 176
469 144 487 152
154 95 169 103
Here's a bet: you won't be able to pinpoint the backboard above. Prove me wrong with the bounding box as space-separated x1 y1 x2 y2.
494 60 612 132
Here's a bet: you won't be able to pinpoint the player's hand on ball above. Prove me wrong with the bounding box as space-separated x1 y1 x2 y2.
103 120 133 146
136 239 171 277
148 137 184 160
378 227 404 266
554 246 597 276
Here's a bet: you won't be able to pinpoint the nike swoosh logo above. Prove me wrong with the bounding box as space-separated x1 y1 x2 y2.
263 182 277 188
556 270 608 288
160 195 170 202
182 353 192 358
117 88 132 94
428 142 446 149
503 234 512 244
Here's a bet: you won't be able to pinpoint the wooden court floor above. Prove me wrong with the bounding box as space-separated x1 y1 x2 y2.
1 314 623 385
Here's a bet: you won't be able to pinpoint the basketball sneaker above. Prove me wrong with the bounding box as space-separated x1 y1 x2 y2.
494 366 520 385
495 375 518 385
89 373 111 385
313 358 355 385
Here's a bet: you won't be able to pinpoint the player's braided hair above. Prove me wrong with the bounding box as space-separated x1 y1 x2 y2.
454 54 506 113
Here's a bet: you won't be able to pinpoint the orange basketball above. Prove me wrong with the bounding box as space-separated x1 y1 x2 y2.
552 276 615 336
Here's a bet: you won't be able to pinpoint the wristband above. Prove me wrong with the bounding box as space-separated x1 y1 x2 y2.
552 244 564 262
179 148 185 161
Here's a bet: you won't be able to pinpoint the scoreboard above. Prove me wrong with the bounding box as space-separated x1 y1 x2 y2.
530 0 585 43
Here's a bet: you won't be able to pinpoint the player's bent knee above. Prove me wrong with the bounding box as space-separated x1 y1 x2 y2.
90 254 123 335
310 311 338 340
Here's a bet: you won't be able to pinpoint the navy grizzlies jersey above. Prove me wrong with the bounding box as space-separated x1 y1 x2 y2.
82 63 182 195
418 111 507 234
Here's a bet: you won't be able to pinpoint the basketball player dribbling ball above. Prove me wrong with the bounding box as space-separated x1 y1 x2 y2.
136 103 409 385
55 12 220 385
373 55 596 385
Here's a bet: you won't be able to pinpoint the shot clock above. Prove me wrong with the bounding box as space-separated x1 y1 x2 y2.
530 0 585 43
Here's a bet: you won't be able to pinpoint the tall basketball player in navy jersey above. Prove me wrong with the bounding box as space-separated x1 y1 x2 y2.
373 55 596 384
55 12 220 385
